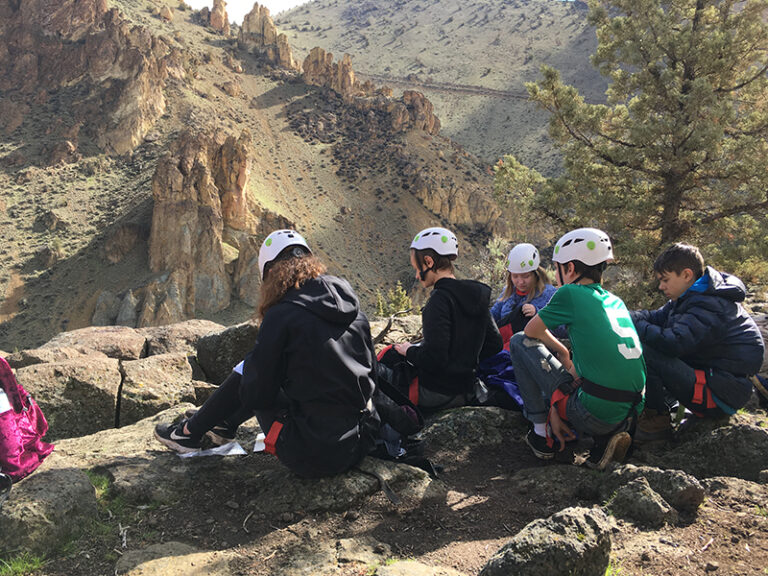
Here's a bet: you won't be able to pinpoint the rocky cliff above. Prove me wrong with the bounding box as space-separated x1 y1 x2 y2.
0 0 182 159
0 0 511 350
238 2 297 70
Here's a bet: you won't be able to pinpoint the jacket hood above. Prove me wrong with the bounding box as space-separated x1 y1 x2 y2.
434 277 492 316
701 266 746 303
282 275 360 324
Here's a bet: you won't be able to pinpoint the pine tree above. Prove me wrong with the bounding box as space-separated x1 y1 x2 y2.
497 0 768 275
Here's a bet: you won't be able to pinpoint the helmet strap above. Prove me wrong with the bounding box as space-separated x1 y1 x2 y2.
557 262 584 286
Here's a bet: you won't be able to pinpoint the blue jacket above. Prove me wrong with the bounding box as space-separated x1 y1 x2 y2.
631 267 764 376
491 284 557 325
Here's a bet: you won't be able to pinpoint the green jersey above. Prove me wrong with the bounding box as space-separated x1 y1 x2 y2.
538 283 646 423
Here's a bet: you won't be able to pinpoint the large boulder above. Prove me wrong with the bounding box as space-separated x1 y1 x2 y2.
119 353 195 425
50 406 440 512
0 468 98 555
602 464 705 514
605 477 678 528
41 325 147 360
5 345 108 369
479 507 615 576
15 357 122 439
196 321 260 384
139 319 224 356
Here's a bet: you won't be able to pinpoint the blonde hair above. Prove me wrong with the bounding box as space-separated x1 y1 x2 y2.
501 266 550 302
258 255 326 319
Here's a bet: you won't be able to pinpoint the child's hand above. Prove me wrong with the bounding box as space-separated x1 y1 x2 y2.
548 406 576 451
522 303 536 317
556 350 578 378
394 342 411 356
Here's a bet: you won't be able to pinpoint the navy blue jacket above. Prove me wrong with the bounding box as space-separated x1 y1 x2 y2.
240 275 379 477
631 267 764 377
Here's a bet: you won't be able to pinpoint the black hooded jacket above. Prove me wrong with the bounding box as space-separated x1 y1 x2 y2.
631 267 764 407
406 277 503 396
239 275 379 477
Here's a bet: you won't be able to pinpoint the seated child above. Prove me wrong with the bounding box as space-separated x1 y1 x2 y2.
508 228 646 470
631 243 765 440
491 243 557 348
154 230 379 478
381 227 503 410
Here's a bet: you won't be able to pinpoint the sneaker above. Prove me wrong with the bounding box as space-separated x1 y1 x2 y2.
588 431 632 471
0 473 11 509
634 409 673 443
183 409 237 446
154 420 201 453
524 429 555 460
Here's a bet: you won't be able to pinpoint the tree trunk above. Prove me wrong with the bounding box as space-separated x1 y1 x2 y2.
660 175 685 245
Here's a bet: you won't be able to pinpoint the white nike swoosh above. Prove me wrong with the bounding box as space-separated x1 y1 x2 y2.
170 430 188 441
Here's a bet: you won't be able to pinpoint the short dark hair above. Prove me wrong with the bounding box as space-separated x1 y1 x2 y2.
571 260 606 283
653 243 705 278
412 248 455 273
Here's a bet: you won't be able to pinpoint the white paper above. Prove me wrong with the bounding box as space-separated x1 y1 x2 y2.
0 389 11 414
253 432 266 453
178 442 247 459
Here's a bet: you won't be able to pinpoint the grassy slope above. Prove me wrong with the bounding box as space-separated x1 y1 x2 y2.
277 0 606 173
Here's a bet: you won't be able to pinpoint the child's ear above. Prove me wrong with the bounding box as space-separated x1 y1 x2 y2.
423 255 434 268
682 268 695 282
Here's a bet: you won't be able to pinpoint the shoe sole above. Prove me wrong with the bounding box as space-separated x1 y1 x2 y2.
154 429 200 454
525 433 555 460
596 432 632 471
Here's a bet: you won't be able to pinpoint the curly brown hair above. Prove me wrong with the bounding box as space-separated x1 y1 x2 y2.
258 255 326 319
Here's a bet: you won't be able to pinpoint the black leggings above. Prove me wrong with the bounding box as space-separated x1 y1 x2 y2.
185 371 286 439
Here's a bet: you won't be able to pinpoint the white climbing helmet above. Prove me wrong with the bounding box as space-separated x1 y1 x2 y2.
258 229 311 279
507 243 540 274
552 228 613 266
410 227 458 257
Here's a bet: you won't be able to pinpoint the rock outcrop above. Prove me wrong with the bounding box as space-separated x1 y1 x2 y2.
209 0 230 36
147 131 254 321
0 0 183 157
301 48 440 136
303 48 358 97
143 129 293 326
606 477 678 528
480 507 615 576
239 3 296 69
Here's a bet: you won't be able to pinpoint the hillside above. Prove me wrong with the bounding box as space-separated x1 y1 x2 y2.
277 0 607 173
0 0 511 350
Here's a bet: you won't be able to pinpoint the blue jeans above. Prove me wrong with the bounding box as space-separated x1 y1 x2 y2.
507 333 626 437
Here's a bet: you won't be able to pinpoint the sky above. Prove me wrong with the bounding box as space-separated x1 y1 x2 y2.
185 0 309 22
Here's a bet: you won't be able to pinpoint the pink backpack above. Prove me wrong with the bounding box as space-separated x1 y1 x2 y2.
0 356 54 482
